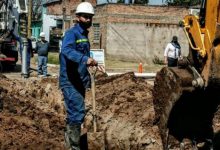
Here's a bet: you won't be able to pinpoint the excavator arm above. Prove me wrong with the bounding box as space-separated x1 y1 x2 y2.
153 0 220 149
182 0 220 87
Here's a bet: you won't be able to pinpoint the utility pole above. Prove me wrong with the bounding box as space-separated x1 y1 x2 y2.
21 0 32 78
62 0 66 33
28 0 32 38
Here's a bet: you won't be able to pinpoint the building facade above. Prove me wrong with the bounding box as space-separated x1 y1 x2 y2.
45 1 190 63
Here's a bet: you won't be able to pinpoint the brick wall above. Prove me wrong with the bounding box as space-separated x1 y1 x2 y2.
89 4 189 63
46 0 96 15
95 4 188 24
45 3 190 64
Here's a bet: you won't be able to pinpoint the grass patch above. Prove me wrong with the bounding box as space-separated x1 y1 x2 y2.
48 53 59 64
152 55 164 65
105 58 164 73
33 52 59 65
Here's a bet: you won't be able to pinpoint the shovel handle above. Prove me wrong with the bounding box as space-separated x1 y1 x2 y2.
88 67 97 132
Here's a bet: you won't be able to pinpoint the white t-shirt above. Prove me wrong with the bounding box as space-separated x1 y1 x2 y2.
164 43 181 59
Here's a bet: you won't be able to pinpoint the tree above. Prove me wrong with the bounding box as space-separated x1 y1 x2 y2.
117 0 149 4
135 0 149 4
166 0 201 6
32 0 43 21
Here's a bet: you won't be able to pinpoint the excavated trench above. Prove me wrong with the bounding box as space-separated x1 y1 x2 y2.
153 67 220 149
168 88 220 149
0 71 220 150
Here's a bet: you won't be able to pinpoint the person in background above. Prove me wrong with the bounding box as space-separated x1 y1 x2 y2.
164 36 182 67
59 2 98 150
26 38 33 75
36 32 49 77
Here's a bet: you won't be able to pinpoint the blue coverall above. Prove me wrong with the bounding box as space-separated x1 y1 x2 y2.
59 23 91 126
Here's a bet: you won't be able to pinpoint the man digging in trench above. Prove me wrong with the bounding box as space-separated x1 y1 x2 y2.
59 2 100 150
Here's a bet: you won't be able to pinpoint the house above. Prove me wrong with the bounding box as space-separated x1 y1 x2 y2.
31 0 44 39
44 1 189 63
92 4 189 63
42 0 96 50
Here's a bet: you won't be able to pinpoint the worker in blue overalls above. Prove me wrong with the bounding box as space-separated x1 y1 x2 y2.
59 2 98 149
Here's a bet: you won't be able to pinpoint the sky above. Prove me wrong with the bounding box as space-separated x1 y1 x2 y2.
148 0 166 5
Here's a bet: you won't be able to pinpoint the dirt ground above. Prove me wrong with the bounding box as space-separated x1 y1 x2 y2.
0 62 220 150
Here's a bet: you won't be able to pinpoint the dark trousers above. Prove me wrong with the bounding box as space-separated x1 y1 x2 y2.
168 57 178 67
62 86 86 125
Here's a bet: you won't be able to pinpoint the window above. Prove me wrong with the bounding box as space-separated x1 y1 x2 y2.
0 5 6 22
0 13 4 22
57 20 63 29
18 0 27 11
93 23 100 43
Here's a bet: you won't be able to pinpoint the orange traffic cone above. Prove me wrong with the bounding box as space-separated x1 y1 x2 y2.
138 63 143 73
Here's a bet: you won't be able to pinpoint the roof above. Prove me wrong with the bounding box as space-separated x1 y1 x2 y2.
43 0 61 6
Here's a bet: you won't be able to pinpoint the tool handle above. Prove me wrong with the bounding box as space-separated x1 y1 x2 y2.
88 67 97 133
91 74 97 132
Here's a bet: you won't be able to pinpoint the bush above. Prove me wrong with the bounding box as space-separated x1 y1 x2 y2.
152 55 164 65
48 53 59 64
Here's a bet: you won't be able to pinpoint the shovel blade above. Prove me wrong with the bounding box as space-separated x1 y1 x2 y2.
87 132 105 150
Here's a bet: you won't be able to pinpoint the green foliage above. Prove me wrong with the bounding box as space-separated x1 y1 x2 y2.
34 53 59 64
48 53 59 64
152 55 164 65
166 0 201 6
135 0 149 4
117 0 149 4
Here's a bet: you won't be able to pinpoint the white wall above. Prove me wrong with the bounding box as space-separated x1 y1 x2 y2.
148 0 166 5
42 14 57 41
106 23 189 64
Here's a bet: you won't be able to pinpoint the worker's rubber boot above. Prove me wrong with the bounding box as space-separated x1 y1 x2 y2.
65 124 81 150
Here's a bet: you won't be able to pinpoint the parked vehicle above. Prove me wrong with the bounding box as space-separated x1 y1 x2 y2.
0 0 28 71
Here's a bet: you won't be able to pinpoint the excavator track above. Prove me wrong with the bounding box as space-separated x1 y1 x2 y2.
153 67 220 149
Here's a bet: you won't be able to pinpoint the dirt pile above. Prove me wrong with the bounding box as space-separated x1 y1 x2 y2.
85 72 162 149
0 72 162 149
0 75 65 150
1 71 220 150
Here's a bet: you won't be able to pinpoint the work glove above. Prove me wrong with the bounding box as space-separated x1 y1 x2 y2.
87 57 97 66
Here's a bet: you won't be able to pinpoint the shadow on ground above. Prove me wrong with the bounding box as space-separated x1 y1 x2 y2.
214 131 220 149
1 64 21 73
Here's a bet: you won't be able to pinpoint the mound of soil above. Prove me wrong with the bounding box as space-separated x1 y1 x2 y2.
0 71 220 150
0 75 65 150
85 72 162 149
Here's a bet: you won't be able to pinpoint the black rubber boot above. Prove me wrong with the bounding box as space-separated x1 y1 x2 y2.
65 124 81 150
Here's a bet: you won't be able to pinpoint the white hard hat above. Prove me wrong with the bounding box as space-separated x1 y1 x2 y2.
75 2 94 15
40 32 45 37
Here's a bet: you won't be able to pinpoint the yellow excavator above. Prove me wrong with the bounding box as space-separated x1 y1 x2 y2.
153 0 220 149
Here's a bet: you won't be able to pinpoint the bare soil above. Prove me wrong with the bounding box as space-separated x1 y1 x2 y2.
0 64 220 150
0 75 65 150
